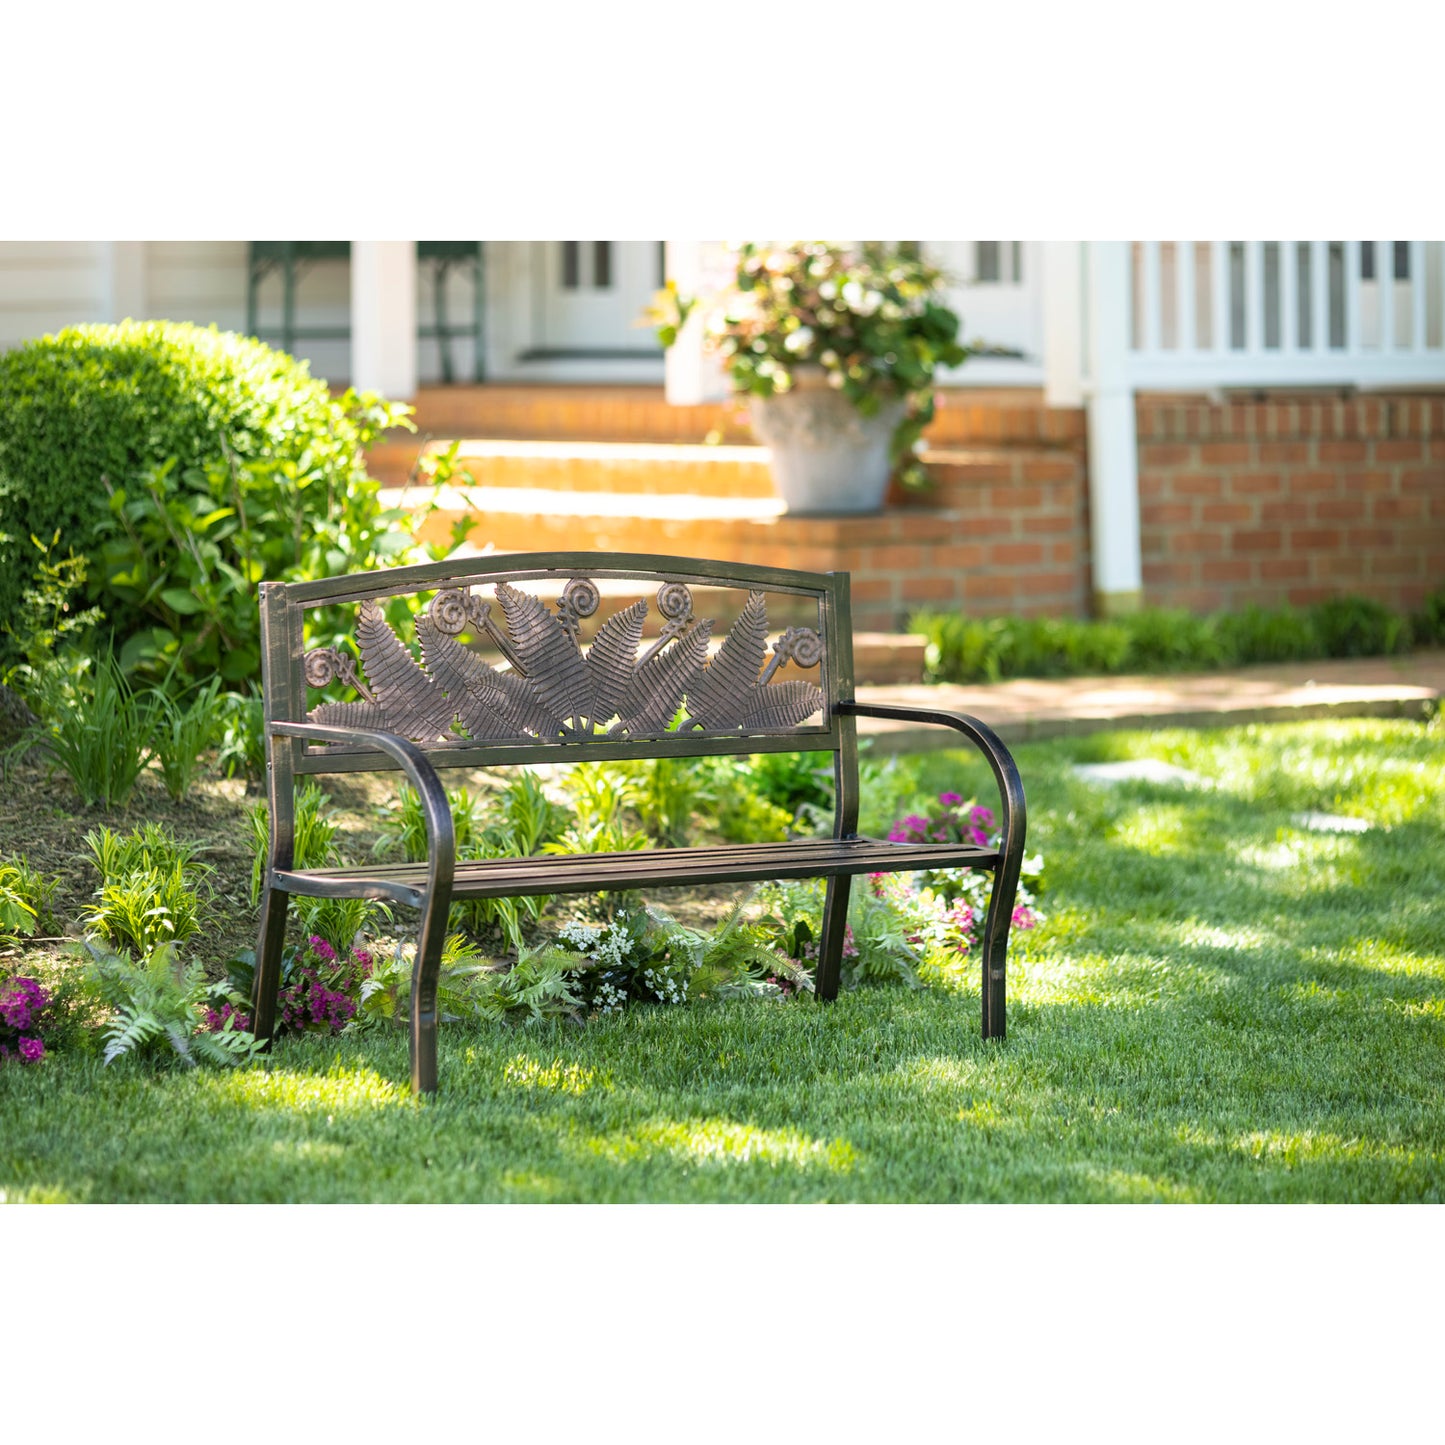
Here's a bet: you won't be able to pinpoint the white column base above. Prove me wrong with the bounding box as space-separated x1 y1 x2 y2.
1086 386 1144 611
351 241 417 399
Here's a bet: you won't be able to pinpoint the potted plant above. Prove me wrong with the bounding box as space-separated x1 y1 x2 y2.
651 241 969 513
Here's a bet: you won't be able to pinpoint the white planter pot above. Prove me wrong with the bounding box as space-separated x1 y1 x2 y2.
748 369 906 514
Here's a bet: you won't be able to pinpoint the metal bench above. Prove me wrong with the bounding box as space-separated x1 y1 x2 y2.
252 552 1027 1093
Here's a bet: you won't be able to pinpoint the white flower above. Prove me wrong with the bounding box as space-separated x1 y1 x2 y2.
820 349 839 368
827 370 846 388
783 326 814 355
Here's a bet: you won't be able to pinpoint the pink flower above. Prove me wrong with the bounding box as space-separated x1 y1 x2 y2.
18 1037 44 1064
938 792 964 806
308 936 338 963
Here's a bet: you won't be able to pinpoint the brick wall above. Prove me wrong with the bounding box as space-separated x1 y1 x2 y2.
1137 395 1445 614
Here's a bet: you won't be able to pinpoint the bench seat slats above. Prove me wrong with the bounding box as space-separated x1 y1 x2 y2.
273 836 997 906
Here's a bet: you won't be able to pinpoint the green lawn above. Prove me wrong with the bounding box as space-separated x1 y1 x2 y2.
4 716 1443 1203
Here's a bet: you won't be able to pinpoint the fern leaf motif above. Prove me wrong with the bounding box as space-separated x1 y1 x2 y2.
495 583 589 733
584 599 647 726
683 592 770 730
615 619 713 735
415 614 532 741
737 678 824 730
308 601 457 742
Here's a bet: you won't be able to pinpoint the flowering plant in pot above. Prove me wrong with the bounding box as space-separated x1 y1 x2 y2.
651 241 969 512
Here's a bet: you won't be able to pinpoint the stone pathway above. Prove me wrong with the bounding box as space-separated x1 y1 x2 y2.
853 649 1445 751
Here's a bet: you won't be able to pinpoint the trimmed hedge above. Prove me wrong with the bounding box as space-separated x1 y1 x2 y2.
912 590 1443 685
0 321 400 679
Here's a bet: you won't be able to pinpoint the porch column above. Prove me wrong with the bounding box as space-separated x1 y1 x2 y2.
1085 240 1143 616
662 241 731 406
102 242 147 323
351 241 417 399
1041 242 1084 407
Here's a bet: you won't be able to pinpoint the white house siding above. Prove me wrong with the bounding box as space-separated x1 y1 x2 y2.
0 242 109 351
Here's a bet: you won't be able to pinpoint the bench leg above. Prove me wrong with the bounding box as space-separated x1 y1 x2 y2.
251 887 289 1045
814 873 852 1002
979 871 1017 1041
409 891 450 1095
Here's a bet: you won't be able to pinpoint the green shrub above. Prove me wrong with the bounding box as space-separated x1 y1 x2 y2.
0 320 412 681
0 858 60 940
914 592 1422 684
149 675 227 801
1308 595 1409 657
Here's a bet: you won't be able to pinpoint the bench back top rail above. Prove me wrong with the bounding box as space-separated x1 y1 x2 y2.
261 552 856 775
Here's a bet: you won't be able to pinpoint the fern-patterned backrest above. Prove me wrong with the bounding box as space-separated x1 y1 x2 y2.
260 553 854 776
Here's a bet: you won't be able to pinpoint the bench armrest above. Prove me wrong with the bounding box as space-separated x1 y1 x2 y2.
268 721 457 898
833 701 1027 881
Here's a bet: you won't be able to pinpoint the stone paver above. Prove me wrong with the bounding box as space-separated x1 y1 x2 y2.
853 650 1445 750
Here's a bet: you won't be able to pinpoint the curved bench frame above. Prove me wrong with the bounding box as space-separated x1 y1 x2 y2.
252 552 1026 1094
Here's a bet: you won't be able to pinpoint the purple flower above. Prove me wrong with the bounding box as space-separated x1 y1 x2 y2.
307 936 337 963
18 1036 44 1064
938 792 963 806
1012 905 1037 929
971 805 995 828
970 827 989 847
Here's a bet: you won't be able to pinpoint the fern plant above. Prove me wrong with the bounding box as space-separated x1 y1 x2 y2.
81 940 260 1068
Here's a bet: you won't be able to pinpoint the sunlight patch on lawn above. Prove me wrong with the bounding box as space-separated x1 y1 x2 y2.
585 1119 858 1172
206 1065 412 1114
1234 1129 1435 1169
1104 803 1196 854
501 1055 606 1097
893 1055 988 1092
1339 937 1445 980
1073 1164 1200 1203
0 1183 78 1204
269 1139 347 1163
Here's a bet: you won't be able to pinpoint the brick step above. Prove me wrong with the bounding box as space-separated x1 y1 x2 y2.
401 383 1084 448
378 484 1086 632
368 436 1083 505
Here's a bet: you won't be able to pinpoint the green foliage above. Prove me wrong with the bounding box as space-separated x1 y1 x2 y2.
247 783 340 905
1413 582 1445 646
375 782 484 864
626 756 716 847
80 940 259 1068
915 592 1423 684
0 531 103 696
15 650 159 807
298 895 382 959
650 242 969 488
82 824 210 958
1309 594 1408 658
0 857 60 939
149 674 226 801
355 934 583 1030
0 320 416 681
216 688 266 785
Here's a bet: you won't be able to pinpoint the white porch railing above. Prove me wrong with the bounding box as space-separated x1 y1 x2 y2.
1125 240 1445 390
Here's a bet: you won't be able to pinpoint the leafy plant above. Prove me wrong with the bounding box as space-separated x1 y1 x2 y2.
216 688 266 786
15 650 160 807
0 531 103 697
627 756 716 847
1310 595 1409 658
83 862 207 957
85 821 207 882
375 782 485 863
247 784 341 905
148 674 226 801
81 939 259 1068
650 242 969 486
0 858 60 940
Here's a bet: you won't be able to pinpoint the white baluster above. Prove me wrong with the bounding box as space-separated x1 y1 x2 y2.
1245 240 1263 353
1212 241 1229 355
1379 241 1395 351
1177 240 1195 353
1281 239 1298 353
1345 240 1361 355
1412 240 1428 353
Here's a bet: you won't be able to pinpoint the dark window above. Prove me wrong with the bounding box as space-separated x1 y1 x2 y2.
1360 241 1375 281
562 241 580 290
1394 241 1410 280
593 241 612 289
1328 242 1346 348
1296 242 1313 348
976 242 1000 282
1263 242 1281 349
